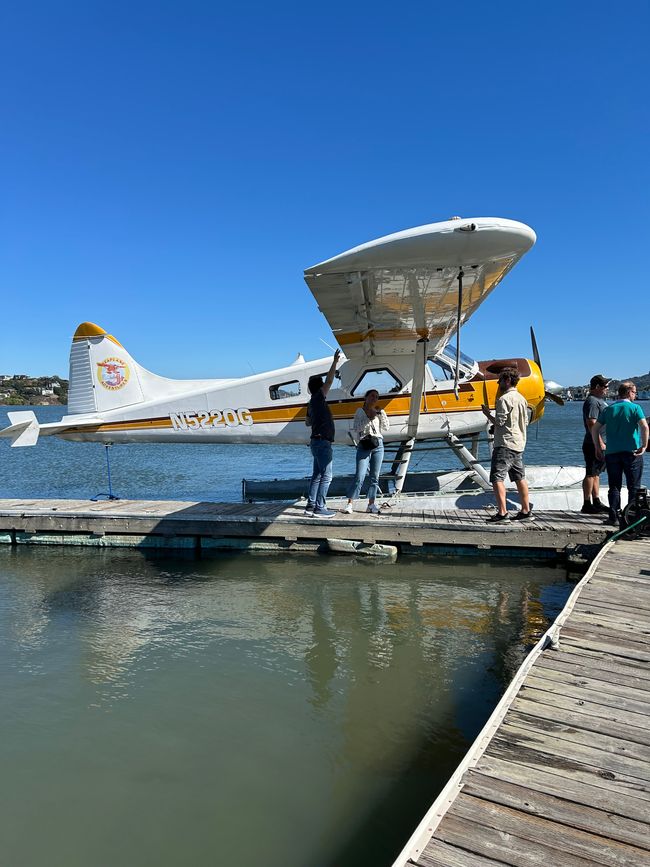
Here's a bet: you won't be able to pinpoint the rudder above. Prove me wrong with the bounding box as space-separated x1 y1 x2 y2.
68 322 145 415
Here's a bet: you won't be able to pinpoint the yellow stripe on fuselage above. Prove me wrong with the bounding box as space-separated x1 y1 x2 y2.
63 372 545 434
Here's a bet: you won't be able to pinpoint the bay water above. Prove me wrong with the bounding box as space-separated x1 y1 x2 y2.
0 401 645 866
2 401 649 501
0 545 572 867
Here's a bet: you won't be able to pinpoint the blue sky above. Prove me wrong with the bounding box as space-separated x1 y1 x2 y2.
1 1 648 385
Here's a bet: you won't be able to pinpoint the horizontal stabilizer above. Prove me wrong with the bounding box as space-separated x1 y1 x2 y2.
1 411 40 447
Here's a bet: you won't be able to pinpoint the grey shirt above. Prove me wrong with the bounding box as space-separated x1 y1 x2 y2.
583 394 607 442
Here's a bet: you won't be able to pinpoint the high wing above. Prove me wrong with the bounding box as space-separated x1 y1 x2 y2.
304 216 536 359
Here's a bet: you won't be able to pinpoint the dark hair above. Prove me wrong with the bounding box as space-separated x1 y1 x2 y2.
618 380 636 398
308 375 324 395
364 389 379 399
498 366 520 388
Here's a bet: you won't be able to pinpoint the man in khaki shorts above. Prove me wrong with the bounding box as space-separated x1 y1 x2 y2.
482 366 532 523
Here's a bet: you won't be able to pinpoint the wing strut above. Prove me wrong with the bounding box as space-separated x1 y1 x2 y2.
453 268 464 399
390 338 429 495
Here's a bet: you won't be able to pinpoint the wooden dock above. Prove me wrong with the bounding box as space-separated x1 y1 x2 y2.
0 497 611 556
393 537 650 867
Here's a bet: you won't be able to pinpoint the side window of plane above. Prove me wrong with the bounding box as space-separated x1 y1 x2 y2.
270 380 301 401
427 360 452 381
351 368 402 397
427 360 466 382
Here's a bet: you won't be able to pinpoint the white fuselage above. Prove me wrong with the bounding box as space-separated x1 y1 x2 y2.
55 353 488 445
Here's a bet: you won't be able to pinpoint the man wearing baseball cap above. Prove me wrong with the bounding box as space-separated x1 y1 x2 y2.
580 374 610 513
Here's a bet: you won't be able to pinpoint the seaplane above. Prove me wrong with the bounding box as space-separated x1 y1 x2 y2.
1 216 581 508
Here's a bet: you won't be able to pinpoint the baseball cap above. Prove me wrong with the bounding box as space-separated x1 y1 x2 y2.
590 374 610 388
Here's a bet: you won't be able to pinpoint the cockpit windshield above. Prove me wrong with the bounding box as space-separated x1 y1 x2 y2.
439 344 477 370
428 344 478 383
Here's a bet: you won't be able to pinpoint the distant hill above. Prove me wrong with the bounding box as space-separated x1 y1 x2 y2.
567 372 650 393
0 376 69 405
625 372 650 390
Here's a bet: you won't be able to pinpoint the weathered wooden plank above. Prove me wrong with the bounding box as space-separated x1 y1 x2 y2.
577 596 650 619
591 574 650 591
526 662 650 706
449 793 650 866
504 710 650 763
568 614 650 640
498 719 650 780
559 628 650 663
416 840 505 867
434 812 599 867
536 653 650 691
593 551 648 565
571 607 650 631
463 770 650 851
573 595 650 614
512 695 650 748
523 673 650 717
474 752 650 824
560 622 650 649
555 644 650 681
486 737 650 803
514 687 650 743
594 564 650 579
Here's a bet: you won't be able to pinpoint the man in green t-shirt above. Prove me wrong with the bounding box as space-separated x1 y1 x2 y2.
592 381 649 525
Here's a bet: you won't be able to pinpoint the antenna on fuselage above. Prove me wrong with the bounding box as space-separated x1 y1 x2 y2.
319 337 337 353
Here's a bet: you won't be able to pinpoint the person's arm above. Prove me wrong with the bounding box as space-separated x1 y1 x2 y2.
321 349 341 398
481 397 497 424
635 416 649 456
494 397 509 430
352 408 367 435
378 408 390 433
592 420 606 461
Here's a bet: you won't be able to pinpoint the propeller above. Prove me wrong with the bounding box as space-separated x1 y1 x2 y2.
530 326 565 406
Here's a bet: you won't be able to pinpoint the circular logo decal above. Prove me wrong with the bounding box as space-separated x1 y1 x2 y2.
97 357 130 390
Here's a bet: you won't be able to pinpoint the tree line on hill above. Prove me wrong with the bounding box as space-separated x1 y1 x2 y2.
0 376 69 405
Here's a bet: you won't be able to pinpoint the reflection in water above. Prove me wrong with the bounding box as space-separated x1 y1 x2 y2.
0 546 572 867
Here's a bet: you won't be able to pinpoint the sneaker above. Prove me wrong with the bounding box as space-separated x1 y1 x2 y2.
604 514 619 527
342 503 354 514
592 501 609 513
366 504 380 515
580 502 596 514
303 507 314 517
512 509 534 521
486 512 510 523
313 508 336 518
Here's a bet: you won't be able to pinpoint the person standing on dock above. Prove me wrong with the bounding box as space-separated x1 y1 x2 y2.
580 374 610 513
482 367 532 523
342 389 390 515
304 349 341 518
592 381 648 526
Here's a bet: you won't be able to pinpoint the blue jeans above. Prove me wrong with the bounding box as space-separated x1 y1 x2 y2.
349 441 384 501
605 451 643 517
307 439 333 511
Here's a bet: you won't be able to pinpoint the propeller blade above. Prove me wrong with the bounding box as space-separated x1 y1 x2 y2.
530 326 542 373
546 391 565 406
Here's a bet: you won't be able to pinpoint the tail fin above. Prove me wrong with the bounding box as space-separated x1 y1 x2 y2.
68 322 226 416
68 322 146 415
